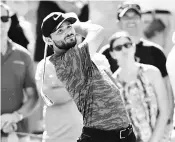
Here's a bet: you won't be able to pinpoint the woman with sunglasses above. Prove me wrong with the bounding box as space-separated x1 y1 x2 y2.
109 31 171 142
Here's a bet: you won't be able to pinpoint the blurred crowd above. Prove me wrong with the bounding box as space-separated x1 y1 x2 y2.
1 0 175 142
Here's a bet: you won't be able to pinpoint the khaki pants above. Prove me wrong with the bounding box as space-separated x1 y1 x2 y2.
1 133 30 142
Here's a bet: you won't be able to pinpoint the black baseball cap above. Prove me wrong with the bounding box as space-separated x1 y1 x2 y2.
41 12 77 37
117 2 141 20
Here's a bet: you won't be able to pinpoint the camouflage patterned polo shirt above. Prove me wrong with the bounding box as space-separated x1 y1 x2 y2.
50 43 129 130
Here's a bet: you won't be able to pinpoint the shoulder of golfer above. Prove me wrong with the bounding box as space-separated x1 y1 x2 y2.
35 57 62 89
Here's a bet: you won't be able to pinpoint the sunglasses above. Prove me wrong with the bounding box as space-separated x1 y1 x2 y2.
112 42 133 51
1 16 10 23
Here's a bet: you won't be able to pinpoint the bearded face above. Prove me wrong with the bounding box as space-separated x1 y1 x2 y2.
50 21 77 51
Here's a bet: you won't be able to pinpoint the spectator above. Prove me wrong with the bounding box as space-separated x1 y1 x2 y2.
5 0 36 59
2 0 29 49
40 12 136 142
8 13 29 49
143 10 171 49
5 0 36 51
99 2 174 131
110 31 171 142
100 2 167 76
142 9 173 56
144 17 166 39
1 3 39 142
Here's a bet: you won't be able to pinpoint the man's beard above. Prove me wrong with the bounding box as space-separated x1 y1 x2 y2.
53 38 77 51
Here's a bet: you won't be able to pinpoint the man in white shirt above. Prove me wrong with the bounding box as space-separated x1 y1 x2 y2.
167 32 175 94
166 32 175 142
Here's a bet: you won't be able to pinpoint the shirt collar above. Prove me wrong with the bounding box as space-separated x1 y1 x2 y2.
6 39 15 56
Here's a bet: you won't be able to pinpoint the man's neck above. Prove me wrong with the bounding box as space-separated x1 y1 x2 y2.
53 44 76 56
128 29 143 44
131 36 141 44
53 46 67 56
121 60 137 72
1 38 8 55
119 62 139 79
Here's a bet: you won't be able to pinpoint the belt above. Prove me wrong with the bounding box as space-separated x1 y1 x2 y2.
119 124 133 139
83 124 133 140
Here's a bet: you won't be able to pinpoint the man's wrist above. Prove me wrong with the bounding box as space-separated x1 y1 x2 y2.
13 111 24 122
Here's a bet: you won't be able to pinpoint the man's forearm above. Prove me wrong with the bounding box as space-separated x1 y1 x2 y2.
81 26 105 54
74 22 105 56
16 87 40 119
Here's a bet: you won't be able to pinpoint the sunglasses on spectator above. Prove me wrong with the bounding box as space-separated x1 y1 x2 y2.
112 42 133 51
1 16 10 23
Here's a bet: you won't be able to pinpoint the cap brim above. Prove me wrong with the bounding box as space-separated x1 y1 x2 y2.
54 16 77 32
119 7 141 18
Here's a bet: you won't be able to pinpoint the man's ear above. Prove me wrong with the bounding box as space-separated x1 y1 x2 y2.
42 36 53 46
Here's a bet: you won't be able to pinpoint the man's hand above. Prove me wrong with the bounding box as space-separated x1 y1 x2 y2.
2 123 17 133
74 21 105 57
0 112 21 131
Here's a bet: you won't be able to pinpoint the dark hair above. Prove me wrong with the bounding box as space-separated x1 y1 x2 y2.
144 18 166 39
109 31 132 51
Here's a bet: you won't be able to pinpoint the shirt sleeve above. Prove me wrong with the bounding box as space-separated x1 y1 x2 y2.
49 43 92 90
23 53 36 88
152 46 168 77
35 58 65 88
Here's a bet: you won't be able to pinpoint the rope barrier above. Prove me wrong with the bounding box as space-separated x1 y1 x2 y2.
15 132 43 139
